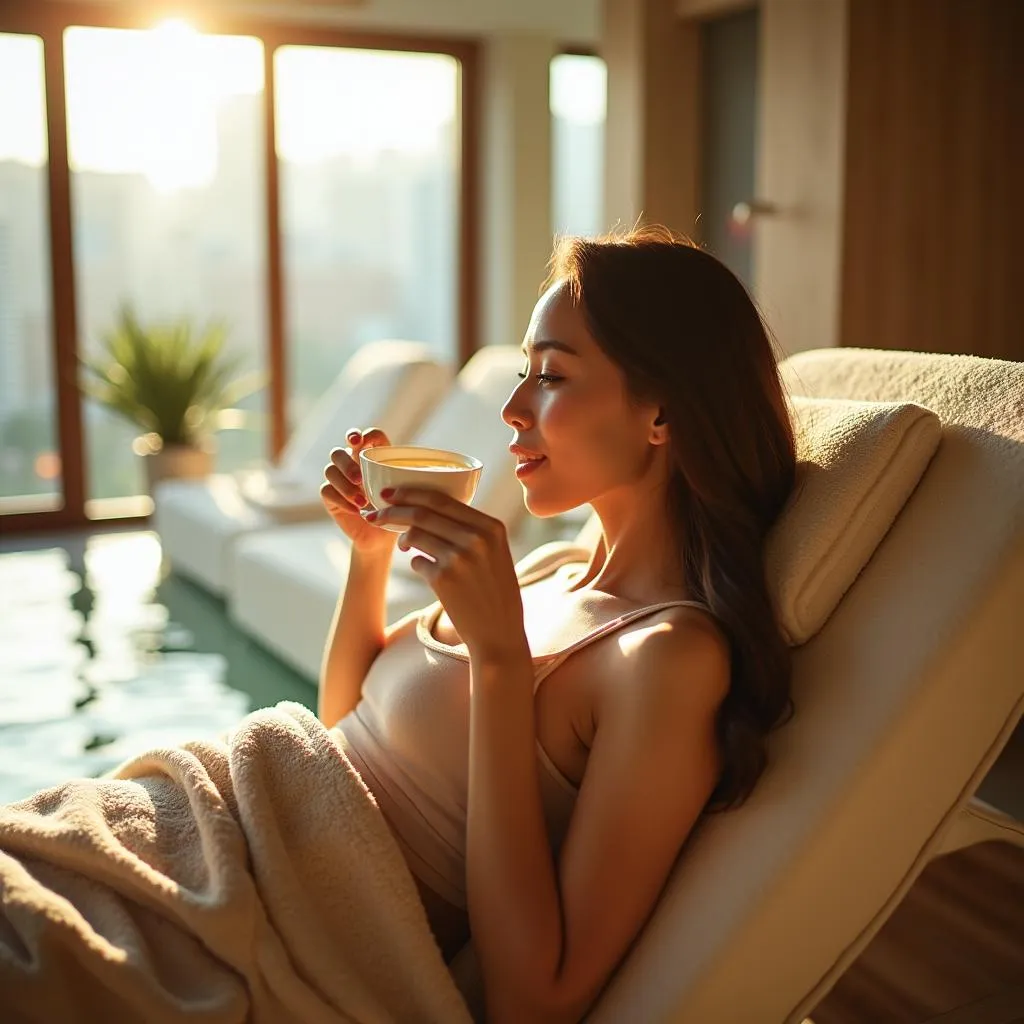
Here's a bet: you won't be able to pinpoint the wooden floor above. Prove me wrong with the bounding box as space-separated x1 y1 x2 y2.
810 841 1024 1024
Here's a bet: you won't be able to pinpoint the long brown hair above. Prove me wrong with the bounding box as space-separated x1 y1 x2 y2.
547 226 797 810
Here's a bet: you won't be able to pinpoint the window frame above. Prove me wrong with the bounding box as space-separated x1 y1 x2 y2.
0 1 480 533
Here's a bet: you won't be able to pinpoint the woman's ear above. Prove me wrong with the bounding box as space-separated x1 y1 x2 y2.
650 410 669 445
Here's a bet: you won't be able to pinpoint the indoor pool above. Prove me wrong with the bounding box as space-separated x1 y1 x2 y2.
0 529 314 805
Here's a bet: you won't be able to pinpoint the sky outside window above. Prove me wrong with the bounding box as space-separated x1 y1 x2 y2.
0 23 455 182
550 53 607 239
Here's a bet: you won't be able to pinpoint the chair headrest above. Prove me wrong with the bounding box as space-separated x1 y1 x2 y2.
766 395 941 645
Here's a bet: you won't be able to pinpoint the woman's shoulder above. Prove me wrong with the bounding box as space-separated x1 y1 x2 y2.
593 601 731 709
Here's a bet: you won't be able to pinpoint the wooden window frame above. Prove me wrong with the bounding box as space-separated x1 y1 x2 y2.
0 1 479 534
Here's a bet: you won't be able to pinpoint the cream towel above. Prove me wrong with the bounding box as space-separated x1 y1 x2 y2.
0 702 473 1024
766 396 942 645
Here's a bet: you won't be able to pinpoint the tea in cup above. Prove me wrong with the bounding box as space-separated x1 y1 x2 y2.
359 445 483 532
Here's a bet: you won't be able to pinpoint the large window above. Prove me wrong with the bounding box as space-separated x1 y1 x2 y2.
550 53 606 239
275 46 458 427
0 9 474 531
0 34 59 512
65 23 268 505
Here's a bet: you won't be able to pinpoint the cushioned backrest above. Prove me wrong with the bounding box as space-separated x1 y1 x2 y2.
586 349 1024 1024
412 345 523 524
280 340 452 485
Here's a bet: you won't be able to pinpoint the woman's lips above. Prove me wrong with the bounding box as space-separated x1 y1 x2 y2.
514 456 546 478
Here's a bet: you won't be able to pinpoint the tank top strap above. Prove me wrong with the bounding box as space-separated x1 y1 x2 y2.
531 599 718 692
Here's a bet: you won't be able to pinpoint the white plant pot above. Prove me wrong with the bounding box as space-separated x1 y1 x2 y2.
140 441 215 494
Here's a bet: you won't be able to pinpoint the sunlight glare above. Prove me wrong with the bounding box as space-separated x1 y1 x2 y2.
550 54 607 126
63 24 263 193
2 28 456 186
0 34 47 167
274 46 457 165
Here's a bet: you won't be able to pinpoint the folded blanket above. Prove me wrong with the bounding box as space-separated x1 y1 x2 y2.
0 701 473 1024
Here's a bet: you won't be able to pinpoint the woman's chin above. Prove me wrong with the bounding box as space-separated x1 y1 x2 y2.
522 490 581 519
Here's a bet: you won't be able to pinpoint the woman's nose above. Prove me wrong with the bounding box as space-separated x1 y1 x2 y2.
501 383 532 430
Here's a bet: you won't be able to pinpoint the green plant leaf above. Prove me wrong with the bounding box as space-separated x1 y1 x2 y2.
77 304 266 446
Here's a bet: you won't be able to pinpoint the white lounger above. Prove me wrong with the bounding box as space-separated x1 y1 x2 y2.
153 340 451 595
228 345 534 680
448 347 1023 1022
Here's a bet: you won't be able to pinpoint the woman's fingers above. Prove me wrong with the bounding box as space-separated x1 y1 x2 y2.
347 426 391 453
324 453 366 507
368 499 483 550
320 479 351 509
379 487 495 532
329 446 362 485
324 425 391 511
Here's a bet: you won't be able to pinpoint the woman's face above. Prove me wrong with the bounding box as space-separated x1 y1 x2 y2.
501 281 664 518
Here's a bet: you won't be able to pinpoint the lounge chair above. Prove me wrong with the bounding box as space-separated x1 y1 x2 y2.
227 344 538 680
153 340 451 595
447 346 1023 1022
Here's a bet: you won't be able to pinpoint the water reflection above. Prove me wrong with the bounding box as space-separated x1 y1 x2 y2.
0 531 311 805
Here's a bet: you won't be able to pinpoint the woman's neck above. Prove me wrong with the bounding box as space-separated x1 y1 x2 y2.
570 478 687 604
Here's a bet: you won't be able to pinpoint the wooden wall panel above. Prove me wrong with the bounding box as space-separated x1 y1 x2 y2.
603 0 701 236
840 0 1023 361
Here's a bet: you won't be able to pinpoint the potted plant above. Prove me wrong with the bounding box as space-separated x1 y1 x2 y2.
79 304 264 494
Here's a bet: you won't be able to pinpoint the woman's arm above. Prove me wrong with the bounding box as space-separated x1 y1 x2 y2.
317 545 393 727
466 650 565 1010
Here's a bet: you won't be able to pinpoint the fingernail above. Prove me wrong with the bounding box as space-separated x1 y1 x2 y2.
354 494 367 507
347 430 360 441
380 487 396 500
364 509 378 521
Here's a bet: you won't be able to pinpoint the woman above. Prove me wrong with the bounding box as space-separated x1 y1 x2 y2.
319 226 797 1024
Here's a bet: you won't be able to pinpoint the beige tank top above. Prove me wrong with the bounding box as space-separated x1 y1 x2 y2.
333 545 715 910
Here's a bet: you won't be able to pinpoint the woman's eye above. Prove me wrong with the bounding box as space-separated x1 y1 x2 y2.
516 371 562 386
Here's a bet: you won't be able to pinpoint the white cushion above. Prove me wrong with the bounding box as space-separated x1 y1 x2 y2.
153 475 274 592
767 395 942 645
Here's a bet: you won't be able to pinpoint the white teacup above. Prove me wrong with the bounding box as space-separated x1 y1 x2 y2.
359 445 483 533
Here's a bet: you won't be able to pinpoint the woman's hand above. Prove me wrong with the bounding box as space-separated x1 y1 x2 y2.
320 427 398 555
365 488 529 664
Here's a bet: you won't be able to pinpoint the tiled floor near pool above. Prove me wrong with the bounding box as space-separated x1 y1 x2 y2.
0 527 315 805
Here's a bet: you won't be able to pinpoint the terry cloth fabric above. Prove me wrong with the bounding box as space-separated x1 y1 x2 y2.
0 701 472 1024
765 395 942 646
